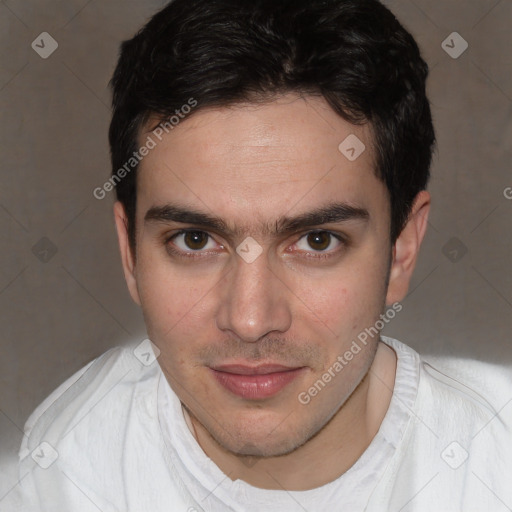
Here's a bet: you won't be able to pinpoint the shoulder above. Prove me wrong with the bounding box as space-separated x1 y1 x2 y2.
19 340 161 464
384 336 512 415
419 351 512 417
13 340 174 510
391 336 512 461
382 335 512 440
378 338 512 508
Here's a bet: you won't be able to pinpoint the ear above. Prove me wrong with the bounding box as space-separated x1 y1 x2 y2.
386 190 430 305
113 201 141 306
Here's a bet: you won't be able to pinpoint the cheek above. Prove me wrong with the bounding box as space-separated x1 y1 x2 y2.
136 265 210 380
288 260 385 340
135 255 210 343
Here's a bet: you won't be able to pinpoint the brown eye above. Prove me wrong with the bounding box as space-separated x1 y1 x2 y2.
166 230 222 258
183 231 209 250
306 231 332 251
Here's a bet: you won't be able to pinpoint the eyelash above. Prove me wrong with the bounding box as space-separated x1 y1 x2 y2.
164 229 347 260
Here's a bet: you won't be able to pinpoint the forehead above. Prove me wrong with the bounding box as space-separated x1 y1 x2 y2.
136 94 388 233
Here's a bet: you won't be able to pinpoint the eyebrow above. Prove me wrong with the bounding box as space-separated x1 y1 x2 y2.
144 202 369 238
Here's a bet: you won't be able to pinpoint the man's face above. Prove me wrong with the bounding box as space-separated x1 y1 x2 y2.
123 94 395 456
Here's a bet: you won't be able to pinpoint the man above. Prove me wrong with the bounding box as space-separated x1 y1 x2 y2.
8 0 512 510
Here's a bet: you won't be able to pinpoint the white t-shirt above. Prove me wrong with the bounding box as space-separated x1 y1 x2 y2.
3 337 512 512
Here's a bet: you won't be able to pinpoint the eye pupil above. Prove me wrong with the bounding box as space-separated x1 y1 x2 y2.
184 231 208 250
307 232 330 251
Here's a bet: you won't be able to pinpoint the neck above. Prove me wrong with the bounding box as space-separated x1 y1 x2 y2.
187 341 397 490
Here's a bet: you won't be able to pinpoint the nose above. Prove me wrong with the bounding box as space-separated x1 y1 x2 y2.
215 251 292 342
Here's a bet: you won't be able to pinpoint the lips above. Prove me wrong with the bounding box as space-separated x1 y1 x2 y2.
210 363 306 400
213 364 298 375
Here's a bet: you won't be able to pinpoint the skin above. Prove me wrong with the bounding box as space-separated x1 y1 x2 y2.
114 93 430 491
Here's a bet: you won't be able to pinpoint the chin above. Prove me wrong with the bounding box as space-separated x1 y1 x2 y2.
209 412 321 458
228 432 304 458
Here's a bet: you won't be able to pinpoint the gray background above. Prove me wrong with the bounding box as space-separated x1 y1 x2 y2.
1 0 511 500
